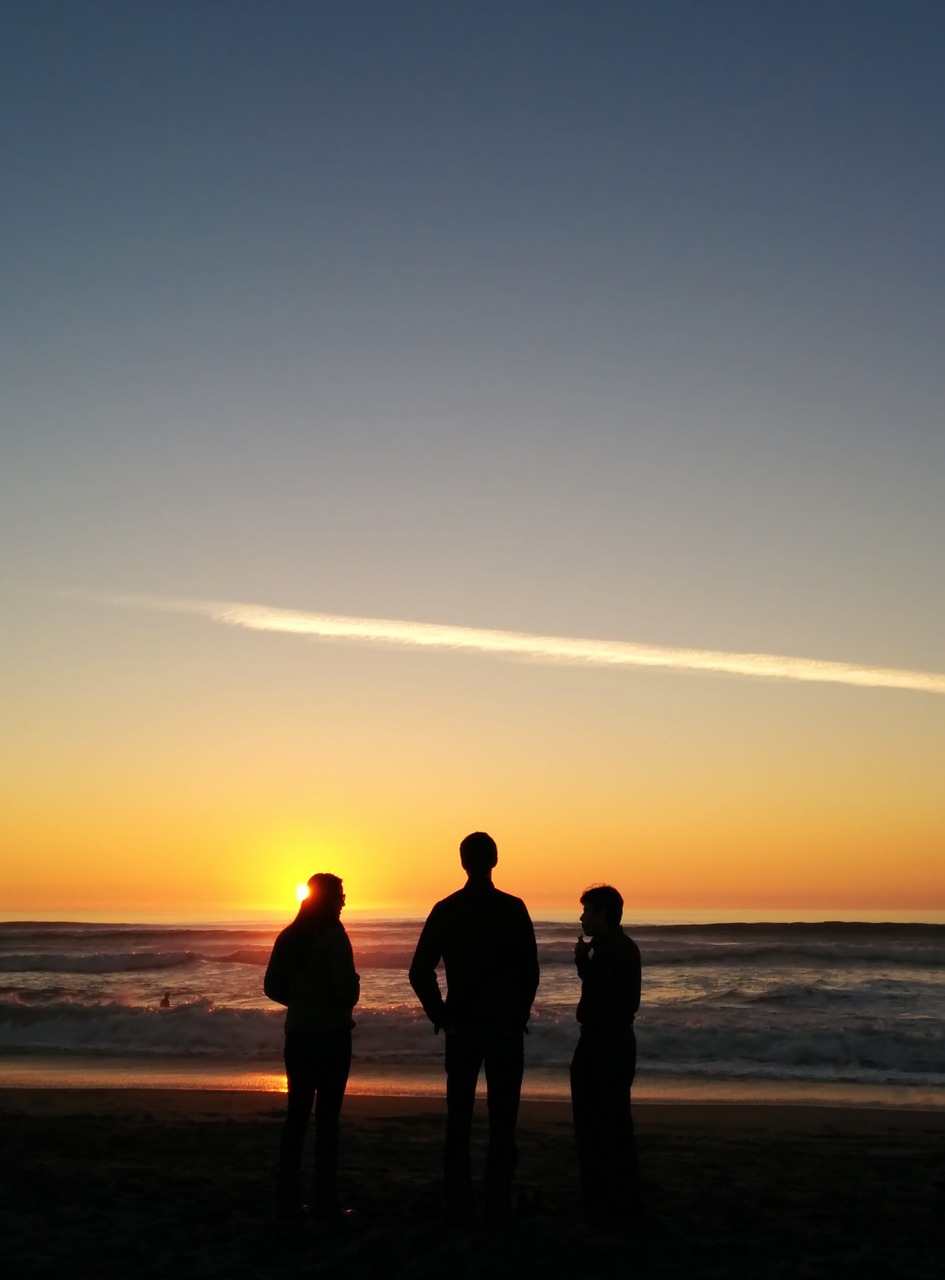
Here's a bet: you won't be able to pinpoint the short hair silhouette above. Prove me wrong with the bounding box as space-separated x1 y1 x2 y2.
580 884 623 926
295 873 345 926
306 872 344 901
459 831 498 873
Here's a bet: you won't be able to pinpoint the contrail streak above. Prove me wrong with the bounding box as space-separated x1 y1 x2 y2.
91 592 945 696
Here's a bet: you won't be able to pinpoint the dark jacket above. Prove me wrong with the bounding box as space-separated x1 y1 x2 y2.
409 882 539 1033
575 926 641 1041
264 918 360 1034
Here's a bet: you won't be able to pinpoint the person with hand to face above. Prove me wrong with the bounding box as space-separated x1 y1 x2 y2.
570 883 642 1232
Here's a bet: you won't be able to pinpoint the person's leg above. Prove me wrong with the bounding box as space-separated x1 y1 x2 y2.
594 1058 638 1225
279 1033 317 1215
482 1029 524 1225
611 1031 640 1219
570 1033 639 1229
310 1028 352 1216
570 1035 604 1224
444 1031 483 1225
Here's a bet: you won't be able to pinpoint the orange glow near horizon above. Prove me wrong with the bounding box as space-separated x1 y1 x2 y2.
5 762 942 926
3 651 945 923
5 820 944 925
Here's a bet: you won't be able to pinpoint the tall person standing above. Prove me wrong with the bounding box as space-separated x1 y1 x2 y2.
409 832 540 1227
570 883 642 1232
265 873 360 1220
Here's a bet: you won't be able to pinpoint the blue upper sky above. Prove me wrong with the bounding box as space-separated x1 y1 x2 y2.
4 2 943 658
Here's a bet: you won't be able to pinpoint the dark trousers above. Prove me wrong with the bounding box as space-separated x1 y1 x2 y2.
279 1028 352 1212
570 1029 640 1228
444 1027 524 1223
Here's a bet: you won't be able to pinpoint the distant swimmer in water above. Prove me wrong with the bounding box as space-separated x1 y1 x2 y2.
159 991 171 1008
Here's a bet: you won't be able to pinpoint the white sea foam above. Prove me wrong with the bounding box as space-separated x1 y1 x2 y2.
0 951 201 974
3 920 945 1090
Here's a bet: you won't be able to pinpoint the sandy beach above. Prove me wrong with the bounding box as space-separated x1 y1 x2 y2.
2 1088 944 1279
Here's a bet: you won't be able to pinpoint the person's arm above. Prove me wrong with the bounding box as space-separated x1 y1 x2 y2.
574 937 592 981
628 939 642 1016
329 928 361 1009
408 910 446 1030
263 937 290 1006
518 906 540 1027
586 938 640 1028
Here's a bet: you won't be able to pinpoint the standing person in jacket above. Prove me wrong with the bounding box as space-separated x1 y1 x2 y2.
570 883 642 1232
264 872 360 1220
409 832 540 1227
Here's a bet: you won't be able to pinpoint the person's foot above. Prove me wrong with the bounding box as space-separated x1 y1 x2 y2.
585 1207 645 1236
484 1199 513 1229
276 1200 310 1221
445 1189 476 1230
311 1204 354 1223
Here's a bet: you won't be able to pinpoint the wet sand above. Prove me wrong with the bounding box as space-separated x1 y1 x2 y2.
2 1088 944 1278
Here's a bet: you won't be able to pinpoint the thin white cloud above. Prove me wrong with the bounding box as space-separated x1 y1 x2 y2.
91 591 945 696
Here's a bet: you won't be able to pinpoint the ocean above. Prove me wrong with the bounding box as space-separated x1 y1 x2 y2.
3 917 945 1106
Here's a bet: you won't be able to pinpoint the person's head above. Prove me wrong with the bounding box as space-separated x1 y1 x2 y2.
579 884 623 937
297 872 346 924
459 831 498 880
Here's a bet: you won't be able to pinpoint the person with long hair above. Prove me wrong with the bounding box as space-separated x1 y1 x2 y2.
264 872 360 1220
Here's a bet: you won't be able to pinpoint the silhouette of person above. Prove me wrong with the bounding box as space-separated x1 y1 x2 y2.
264 872 360 1220
409 832 539 1227
570 883 642 1232
159 991 171 1008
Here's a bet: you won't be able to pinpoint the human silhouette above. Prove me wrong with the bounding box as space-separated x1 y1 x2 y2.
264 872 360 1220
570 883 642 1231
409 832 539 1227
159 991 170 1008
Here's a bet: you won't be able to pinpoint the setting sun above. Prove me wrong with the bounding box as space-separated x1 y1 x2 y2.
295 883 309 903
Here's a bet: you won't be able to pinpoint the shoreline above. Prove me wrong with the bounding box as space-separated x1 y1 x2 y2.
3 1053 945 1112
6 1085 945 1130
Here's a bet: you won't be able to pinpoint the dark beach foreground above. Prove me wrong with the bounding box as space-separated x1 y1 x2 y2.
2 1089 944 1280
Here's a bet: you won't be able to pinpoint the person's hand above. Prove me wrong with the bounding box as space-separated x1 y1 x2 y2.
574 934 592 963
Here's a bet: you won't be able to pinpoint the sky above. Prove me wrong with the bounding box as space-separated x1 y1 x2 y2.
2 1 944 922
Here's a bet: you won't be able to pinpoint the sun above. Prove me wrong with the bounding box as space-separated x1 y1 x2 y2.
295 883 310 903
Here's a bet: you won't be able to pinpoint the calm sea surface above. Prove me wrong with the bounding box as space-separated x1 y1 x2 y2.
2 917 945 1105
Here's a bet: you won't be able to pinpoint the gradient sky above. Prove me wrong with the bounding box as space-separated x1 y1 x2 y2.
2 1 944 921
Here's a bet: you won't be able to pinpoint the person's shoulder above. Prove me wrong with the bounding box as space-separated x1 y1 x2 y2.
618 929 641 957
432 888 467 911
492 888 533 918
316 920 350 946
418 892 460 926
495 888 528 907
